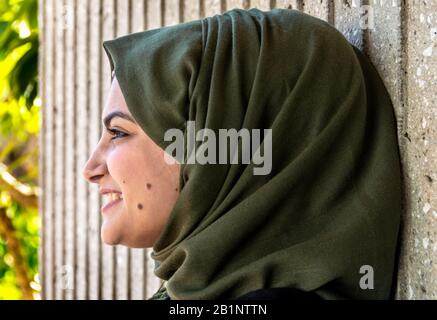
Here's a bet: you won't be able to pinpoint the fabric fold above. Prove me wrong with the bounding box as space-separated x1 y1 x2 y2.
103 8 402 300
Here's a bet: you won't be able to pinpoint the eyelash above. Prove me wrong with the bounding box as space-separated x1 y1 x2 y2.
107 128 128 141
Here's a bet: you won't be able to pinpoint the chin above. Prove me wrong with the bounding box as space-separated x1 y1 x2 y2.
100 218 156 248
100 224 122 246
121 237 154 249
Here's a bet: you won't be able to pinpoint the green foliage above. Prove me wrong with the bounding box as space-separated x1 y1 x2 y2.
0 0 40 300
0 0 38 108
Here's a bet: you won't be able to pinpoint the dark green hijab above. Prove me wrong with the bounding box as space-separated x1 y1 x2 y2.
103 8 402 300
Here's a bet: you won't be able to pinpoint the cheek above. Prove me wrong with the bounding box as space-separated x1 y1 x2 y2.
106 143 160 204
106 145 141 182
107 144 148 186
107 141 178 212
103 141 180 247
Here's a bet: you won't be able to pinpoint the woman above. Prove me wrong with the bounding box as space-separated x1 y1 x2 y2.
83 8 402 300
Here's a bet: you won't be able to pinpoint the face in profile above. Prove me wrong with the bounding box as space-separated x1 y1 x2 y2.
82 76 181 248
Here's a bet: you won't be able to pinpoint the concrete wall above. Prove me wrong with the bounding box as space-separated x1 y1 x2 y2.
395 0 436 300
38 0 436 299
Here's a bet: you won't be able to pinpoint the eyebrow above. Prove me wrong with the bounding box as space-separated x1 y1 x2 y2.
103 111 137 128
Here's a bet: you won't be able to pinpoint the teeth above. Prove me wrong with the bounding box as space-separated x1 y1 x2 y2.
102 192 123 206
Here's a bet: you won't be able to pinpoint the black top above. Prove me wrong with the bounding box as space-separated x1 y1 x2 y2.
160 287 322 300
235 287 322 300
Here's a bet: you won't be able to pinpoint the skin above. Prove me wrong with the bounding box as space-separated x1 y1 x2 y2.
82 76 181 248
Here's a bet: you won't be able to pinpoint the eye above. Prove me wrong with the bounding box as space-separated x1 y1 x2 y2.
107 128 128 141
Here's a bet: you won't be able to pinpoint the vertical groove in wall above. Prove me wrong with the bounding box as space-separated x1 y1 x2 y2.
128 0 133 33
179 0 183 23
71 0 78 300
44 0 55 300
296 0 303 10
100 0 115 301
60 0 68 300
111 2 117 298
113 0 118 36
85 0 92 300
361 0 370 55
131 0 149 300
146 248 161 298
362 0 405 142
398 0 409 152
74 0 89 300
97 0 103 301
143 0 148 30
63 0 76 301
49 0 56 300
126 0 133 299
395 0 410 299
95 0 105 300
199 0 205 18
179 0 184 24
53 0 59 300
37 0 46 300
50 0 56 301
161 0 166 26
88 0 103 300
62 0 69 299
114 0 130 301
127 247 132 300
144 249 149 298
54 0 67 300
328 0 335 25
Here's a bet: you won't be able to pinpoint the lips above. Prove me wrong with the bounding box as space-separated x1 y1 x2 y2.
100 187 124 214
101 197 123 214
100 188 122 196
100 189 123 214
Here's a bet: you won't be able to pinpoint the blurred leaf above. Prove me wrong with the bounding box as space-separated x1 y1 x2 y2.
0 0 39 300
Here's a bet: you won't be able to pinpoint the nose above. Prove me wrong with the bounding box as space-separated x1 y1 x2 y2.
82 146 107 184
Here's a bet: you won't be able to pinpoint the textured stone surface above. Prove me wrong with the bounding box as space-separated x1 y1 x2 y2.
395 0 437 300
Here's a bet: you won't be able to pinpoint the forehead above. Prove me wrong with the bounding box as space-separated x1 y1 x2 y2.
102 76 130 116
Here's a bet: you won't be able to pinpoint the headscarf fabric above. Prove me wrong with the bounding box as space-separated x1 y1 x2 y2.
103 8 402 300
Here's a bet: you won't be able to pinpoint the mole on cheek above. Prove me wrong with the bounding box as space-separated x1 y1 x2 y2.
146 183 152 190
137 203 143 210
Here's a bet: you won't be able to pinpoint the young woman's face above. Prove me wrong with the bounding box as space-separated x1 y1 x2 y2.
82 76 180 248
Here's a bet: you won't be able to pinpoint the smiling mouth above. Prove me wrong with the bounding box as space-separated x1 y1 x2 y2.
101 198 123 214
101 193 123 214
